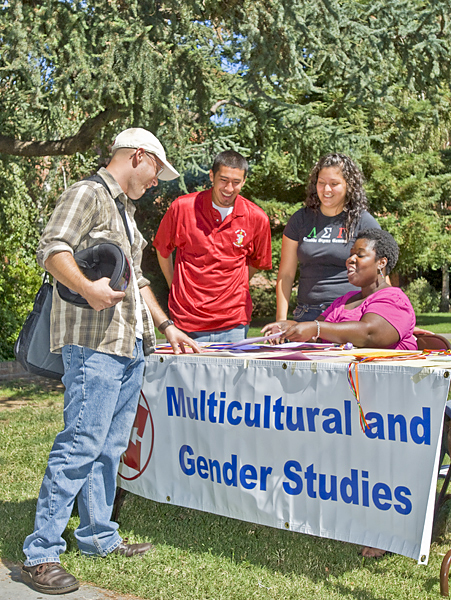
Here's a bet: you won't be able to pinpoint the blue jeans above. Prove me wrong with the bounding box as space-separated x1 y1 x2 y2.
293 303 328 323
23 340 145 565
187 324 249 343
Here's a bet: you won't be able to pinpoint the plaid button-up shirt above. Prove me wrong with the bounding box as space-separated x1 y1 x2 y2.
37 168 156 358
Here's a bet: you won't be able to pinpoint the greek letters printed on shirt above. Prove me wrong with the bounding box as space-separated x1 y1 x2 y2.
284 207 380 306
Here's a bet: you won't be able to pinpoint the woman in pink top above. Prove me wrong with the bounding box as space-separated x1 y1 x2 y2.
263 228 416 559
262 228 416 352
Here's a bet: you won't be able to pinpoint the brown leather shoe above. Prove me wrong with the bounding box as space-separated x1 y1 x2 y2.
21 562 79 595
112 540 154 557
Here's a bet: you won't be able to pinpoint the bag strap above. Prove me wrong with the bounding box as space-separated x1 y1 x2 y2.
84 174 132 245
114 198 133 246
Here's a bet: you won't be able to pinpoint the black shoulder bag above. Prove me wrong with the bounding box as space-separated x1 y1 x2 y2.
14 273 64 380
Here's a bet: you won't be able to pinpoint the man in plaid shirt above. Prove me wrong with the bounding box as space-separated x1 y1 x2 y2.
22 129 199 595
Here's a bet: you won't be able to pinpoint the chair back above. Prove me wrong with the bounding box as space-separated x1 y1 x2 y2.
415 333 451 351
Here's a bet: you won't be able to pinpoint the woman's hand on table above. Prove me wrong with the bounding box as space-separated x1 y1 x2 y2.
282 321 318 343
261 320 296 344
262 320 319 344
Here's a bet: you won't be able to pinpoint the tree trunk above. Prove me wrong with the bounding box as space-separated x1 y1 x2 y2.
0 108 121 157
440 263 450 313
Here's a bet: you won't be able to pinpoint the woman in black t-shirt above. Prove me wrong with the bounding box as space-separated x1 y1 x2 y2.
276 153 380 323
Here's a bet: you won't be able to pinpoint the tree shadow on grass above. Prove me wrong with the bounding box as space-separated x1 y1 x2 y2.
416 315 451 330
1 494 440 600
115 492 410 588
0 498 41 563
0 378 64 411
0 498 81 564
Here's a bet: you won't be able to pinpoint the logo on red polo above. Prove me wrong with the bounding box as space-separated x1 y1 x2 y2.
118 391 154 481
233 229 246 247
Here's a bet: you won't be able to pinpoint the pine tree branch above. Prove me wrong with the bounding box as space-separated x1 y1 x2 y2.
210 99 247 113
0 108 122 157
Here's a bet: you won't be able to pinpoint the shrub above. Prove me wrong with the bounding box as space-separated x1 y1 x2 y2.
249 273 276 318
404 277 440 314
0 161 42 360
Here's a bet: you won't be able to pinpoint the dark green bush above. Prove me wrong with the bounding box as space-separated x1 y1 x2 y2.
404 277 440 314
0 161 42 360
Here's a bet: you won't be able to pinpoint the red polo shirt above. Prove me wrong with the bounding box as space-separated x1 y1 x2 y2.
153 189 272 332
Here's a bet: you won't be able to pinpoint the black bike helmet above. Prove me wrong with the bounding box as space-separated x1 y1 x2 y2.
57 243 131 308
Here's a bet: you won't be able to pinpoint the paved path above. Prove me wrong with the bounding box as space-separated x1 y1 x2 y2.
0 560 140 600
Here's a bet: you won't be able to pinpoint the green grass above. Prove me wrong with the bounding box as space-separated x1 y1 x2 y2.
2 378 451 599
415 313 451 334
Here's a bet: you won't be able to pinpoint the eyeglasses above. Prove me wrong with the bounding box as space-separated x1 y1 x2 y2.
145 152 165 178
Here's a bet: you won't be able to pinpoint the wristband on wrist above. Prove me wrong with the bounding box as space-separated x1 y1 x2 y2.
158 319 174 334
313 319 321 341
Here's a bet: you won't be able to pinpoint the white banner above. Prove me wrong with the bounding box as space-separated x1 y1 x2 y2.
118 355 450 563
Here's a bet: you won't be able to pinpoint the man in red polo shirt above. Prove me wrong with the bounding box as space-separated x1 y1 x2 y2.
153 150 272 342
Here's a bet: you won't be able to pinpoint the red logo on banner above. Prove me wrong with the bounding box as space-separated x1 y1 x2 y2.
119 391 154 481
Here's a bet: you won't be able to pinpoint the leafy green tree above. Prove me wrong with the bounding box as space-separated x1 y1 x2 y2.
0 158 42 359
363 150 451 310
1 0 451 357
3 1 451 163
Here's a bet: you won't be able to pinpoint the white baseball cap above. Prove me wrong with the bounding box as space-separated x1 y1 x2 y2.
112 128 180 181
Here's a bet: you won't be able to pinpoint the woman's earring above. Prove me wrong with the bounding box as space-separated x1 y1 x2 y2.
378 267 384 277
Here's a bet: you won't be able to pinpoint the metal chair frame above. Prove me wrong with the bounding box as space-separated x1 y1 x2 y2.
415 334 451 595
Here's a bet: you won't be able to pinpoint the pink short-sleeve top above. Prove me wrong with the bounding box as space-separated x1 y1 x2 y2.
321 287 417 350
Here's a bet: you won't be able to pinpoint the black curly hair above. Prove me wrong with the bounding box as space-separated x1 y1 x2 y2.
212 150 248 177
305 153 368 242
356 228 399 274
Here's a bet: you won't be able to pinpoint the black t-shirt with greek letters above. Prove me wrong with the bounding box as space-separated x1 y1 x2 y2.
284 207 380 305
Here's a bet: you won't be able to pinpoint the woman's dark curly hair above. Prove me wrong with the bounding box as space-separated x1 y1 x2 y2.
305 153 368 241
356 228 399 275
